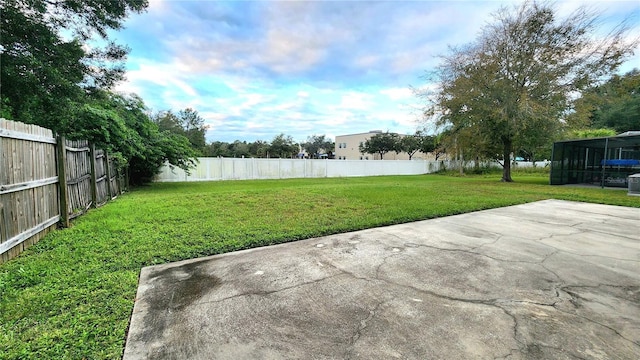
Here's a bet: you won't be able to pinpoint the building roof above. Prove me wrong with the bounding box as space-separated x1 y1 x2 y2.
554 133 640 148
335 130 383 137
334 130 410 138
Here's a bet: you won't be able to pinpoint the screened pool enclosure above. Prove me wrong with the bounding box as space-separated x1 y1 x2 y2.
550 132 640 188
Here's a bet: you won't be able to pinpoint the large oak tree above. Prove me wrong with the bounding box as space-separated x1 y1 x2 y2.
423 1 636 181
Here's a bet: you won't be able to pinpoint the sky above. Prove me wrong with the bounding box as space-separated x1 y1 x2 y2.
108 0 640 144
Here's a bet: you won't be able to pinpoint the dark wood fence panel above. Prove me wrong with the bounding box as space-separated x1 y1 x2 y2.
109 156 118 198
94 148 110 206
64 139 92 219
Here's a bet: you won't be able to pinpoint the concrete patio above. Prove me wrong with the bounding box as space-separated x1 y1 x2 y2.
123 199 640 359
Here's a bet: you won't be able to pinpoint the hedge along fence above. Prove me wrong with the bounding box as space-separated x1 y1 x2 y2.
0 118 128 263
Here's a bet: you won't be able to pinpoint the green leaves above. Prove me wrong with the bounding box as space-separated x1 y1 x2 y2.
153 108 208 155
302 134 334 158
567 128 617 139
268 133 299 158
570 69 640 133
1 1 148 123
359 131 401 159
425 1 635 181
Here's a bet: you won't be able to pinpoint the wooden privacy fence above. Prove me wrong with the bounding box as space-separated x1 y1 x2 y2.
0 119 128 263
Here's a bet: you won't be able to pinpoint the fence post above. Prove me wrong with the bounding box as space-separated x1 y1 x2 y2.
125 166 129 191
325 158 328 178
115 166 120 194
0 202 5 243
89 143 98 208
57 135 69 228
104 151 113 200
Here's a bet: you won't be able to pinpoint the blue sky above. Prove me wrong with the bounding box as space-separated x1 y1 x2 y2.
109 0 640 143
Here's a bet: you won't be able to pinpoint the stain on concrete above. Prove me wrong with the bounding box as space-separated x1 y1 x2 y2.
136 259 222 346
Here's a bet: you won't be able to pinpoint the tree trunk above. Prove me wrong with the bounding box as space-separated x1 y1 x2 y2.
501 138 513 182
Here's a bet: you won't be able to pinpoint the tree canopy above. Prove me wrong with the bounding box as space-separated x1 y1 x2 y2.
1 0 205 184
568 69 640 133
153 109 208 155
359 132 401 160
399 131 437 160
1 0 148 125
422 1 636 181
67 91 199 184
302 135 334 158
268 133 299 158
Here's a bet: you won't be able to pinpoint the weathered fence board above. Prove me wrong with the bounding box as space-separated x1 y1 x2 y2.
64 139 92 219
1 119 59 263
95 149 110 206
0 119 128 263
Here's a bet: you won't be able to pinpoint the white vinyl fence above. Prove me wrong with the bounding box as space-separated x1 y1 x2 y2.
154 158 442 182
153 157 548 182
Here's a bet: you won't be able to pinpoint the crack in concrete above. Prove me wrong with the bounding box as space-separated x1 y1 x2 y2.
537 240 639 262
494 298 559 307
566 209 640 222
345 299 388 359
331 262 531 359
469 234 505 251
534 343 589 360
469 210 587 229
558 287 640 347
374 249 404 280
561 287 617 310
569 221 639 242
187 239 637 357
565 284 639 291
540 261 563 282
493 347 520 360
405 242 543 264
398 238 567 287
379 227 569 270
359 243 640 358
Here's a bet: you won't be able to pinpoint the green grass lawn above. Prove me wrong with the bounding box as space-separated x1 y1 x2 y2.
1 173 638 359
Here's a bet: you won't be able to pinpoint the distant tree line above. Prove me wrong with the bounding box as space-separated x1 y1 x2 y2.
204 134 335 159
359 131 439 160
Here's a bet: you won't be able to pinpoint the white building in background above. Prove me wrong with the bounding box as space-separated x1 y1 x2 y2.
334 130 435 160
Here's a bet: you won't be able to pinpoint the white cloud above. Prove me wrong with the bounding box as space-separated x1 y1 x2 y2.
379 87 413 101
118 60 198 97
338 92 375 110
112 0 639 143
